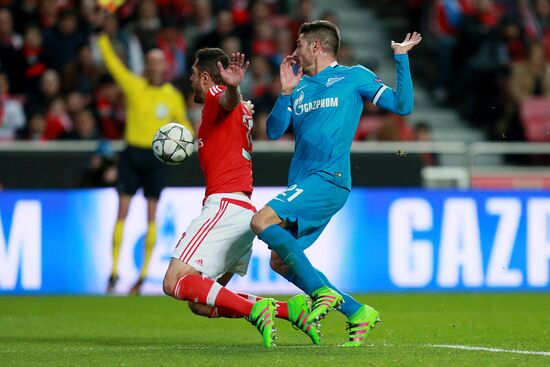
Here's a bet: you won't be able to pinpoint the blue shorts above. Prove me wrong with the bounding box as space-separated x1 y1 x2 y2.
267 174 349 249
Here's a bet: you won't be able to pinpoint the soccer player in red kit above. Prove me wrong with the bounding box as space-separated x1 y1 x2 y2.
162 48 319 348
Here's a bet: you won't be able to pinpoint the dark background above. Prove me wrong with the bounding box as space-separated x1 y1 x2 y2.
0 152 422 188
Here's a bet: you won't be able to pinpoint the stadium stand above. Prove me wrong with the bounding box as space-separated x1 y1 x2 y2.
1 0 549 189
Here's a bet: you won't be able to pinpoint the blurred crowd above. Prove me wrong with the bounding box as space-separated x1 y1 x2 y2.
399 0 550 141
0 0 295 142
0 0 436 148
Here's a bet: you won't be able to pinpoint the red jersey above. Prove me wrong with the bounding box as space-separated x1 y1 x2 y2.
197 85 253 199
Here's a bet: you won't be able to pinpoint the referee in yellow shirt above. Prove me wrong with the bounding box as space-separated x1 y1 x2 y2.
98 34 193 295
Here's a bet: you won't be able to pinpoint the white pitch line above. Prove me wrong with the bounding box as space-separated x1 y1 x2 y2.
424 344 550 357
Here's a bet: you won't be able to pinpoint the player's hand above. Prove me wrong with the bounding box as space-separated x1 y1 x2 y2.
280 55 302 96
391 32 422 54
218 52 249 88
243 99 255 115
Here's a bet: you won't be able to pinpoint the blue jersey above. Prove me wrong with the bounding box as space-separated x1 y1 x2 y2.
266 54 414 190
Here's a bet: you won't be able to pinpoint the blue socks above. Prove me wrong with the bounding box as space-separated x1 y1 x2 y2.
258 224 363 319
315 269 363 318
258 224 325 294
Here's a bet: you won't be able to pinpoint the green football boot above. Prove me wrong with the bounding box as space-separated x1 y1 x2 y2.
287 294 321 345
309 286 344 322
342 304 380 347
248 298 277 348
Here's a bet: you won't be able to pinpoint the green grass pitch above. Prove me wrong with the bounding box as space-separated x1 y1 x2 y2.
1 294 549 366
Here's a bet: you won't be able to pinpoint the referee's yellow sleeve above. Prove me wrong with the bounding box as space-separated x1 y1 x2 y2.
98 34 139 96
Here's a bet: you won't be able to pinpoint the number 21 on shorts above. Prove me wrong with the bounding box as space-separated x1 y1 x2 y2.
280 184 304 202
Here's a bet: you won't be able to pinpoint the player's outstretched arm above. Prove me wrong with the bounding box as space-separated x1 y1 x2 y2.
366 32 421 116
218 52 249 111
391 32 422 55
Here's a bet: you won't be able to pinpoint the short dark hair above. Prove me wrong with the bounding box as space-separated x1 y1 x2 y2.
195 48 229 85
298 20 340 55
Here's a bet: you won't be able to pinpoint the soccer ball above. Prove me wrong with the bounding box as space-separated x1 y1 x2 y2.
152 122 194 165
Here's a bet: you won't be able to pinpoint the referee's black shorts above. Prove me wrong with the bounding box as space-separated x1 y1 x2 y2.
117 145 167 199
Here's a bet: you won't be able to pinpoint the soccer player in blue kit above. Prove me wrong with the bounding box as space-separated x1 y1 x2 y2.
250 20 422 346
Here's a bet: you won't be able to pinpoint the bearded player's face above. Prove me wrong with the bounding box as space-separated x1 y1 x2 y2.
190 62 205 104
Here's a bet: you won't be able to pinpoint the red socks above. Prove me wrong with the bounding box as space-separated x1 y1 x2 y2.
173 275 290 320
173 274 253 317
236 293 290 319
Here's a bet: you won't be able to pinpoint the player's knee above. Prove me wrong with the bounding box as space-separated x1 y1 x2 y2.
162 276 175 297
250 210 276 235
250 213 265 235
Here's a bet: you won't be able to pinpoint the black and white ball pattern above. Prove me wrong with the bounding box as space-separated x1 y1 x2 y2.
152 122 194 165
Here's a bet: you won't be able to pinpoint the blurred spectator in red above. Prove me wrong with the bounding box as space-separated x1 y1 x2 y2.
229 0 251 25
289 0 314 40
112 0 141 24
354 104 387 141
183 0 215 49
534 0 550 58
431 0 474 104
11 0 40 34
43 97 71 140
127 0 162 52
61 109 99 140
43 9 86 71
254 70 280 114
156 23 187 81
194 10 239 53
65 90 87 124
0 73 25 140
156 0 194 22
499 18 528 62
272 27 293 65
248 55 275 101
376 115 414 141
251 19 277 57
91 14 144 75
414 121 439 166
39 0 60 29
26 69 61 115
63 44 102 95
237 0 274 55
21 25 47 94
94 76 125 139
500 41 550 139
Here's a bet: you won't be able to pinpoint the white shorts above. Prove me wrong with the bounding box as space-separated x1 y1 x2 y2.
172 193 256 280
